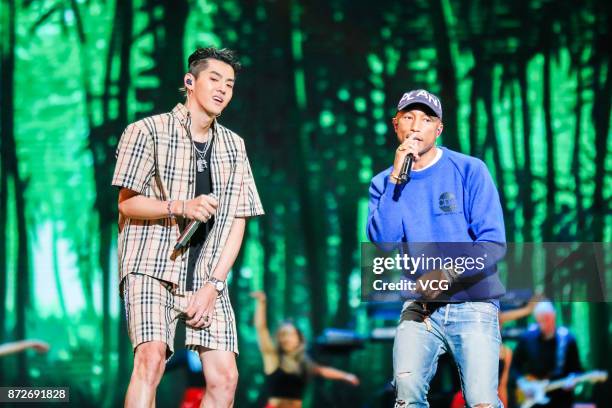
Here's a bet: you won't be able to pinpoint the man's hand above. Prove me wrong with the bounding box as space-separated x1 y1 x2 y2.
185 284 218 328
391 138 421 180
183 194 218 222
415 269 450 300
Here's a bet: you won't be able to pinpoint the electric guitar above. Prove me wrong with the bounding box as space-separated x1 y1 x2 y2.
516 370 608 408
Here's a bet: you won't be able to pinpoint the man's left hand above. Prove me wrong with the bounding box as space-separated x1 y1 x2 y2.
186 284 217 328
416 269 451 300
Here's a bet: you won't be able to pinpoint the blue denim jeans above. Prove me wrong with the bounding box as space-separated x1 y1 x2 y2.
393 301 502 407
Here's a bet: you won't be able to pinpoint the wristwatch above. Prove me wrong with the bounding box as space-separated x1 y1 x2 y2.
206 277 226 294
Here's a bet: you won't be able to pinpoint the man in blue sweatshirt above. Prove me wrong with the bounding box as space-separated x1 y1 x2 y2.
366 89 506 407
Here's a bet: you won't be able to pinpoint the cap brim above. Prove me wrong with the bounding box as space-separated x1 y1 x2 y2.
398 102 440 118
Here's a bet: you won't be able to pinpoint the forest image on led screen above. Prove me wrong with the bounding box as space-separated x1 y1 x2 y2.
1 0 610 407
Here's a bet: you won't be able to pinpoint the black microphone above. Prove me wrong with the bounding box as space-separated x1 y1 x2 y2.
398 153 414 183
175 220 202 250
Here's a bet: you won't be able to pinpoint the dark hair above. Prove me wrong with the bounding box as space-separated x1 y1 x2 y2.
187 47 242 77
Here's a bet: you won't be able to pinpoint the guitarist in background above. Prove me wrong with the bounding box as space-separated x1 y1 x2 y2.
512 300 583 408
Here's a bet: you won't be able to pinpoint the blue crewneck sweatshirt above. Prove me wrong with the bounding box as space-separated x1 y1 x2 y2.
366 147 506 301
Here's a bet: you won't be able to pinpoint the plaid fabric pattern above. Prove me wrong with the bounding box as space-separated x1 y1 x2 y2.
122 273 238 355
112 103 264 290
113 103 264 353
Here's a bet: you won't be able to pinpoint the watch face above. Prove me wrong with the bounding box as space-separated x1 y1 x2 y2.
215 281 224 292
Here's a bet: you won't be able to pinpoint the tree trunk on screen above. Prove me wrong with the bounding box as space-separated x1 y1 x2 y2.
1 0 30 385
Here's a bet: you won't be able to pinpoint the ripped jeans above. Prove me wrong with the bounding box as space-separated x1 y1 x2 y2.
393 302 502 408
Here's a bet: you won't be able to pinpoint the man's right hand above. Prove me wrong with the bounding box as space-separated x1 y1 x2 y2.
391 138 420 179
183 194 218 222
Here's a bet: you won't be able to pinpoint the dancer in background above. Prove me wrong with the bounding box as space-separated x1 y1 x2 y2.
251 291 359 408
498 295 543 407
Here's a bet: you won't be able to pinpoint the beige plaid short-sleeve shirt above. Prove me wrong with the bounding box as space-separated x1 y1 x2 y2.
112 103 264 292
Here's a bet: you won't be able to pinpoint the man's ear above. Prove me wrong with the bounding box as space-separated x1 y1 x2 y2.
184 73 195 89
436 122 443 136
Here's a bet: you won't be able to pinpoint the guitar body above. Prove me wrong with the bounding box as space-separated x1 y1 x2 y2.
516 370 608 408
516 375 550 408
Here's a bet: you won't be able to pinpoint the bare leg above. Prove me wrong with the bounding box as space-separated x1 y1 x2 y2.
198 348 238 408
125 341 168 408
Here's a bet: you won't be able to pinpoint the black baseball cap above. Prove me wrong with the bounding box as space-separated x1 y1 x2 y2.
397 89 443 119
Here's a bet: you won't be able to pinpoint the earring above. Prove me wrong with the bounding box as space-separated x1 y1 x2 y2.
186 78 192 85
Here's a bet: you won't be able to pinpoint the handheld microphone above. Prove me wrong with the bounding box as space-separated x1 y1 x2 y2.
174 193 218 250
398 153 414 183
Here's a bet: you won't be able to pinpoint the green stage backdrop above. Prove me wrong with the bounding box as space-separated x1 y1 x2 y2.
1 0 611 407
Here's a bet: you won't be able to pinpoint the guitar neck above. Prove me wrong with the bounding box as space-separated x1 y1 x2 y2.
545 372 602 392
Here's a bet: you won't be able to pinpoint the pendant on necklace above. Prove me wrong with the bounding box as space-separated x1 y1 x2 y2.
197 158 207 172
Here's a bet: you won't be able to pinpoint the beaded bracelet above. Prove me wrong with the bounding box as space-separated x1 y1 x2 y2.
167 200 174 218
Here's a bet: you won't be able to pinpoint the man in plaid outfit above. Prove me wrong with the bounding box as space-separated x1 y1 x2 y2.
112 47 264 407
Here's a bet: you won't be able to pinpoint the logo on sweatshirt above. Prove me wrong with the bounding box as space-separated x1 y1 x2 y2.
438 192 457 213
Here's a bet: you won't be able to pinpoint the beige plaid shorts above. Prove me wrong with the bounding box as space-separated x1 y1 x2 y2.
121 273 238 357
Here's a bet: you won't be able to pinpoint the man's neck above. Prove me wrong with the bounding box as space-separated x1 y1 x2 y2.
413 146 439 170
185 99 214 142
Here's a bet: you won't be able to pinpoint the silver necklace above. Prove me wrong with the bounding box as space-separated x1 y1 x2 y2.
193 131 213 172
